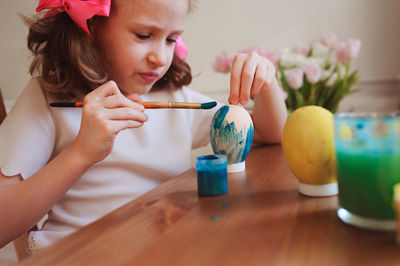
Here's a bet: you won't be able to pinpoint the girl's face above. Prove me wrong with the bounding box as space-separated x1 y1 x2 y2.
93 0 189 96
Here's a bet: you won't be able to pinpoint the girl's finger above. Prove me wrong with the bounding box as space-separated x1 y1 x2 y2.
107 120 145 134
250 61 268 98
104 94 145 112
106 107 148 122
266 61 276 83
93 80 121 97
239 53 258 105
126 93 142 102
229 53 246 104
84 80 121 105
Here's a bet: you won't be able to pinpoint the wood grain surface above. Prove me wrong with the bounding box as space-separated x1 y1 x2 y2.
18 145 400 266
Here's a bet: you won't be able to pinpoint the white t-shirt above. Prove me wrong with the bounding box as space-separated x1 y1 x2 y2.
0 78 220 254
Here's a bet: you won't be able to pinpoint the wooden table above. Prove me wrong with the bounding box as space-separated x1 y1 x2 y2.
19 145 400 266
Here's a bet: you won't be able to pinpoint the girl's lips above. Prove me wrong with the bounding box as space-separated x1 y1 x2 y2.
139 72 160 82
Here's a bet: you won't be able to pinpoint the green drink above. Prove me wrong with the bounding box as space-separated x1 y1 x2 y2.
334 112 400 231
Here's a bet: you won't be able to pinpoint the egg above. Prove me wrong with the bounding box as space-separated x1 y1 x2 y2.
210 105 254 172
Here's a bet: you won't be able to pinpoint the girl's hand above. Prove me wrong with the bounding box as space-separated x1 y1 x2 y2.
70 81 148 164
229 52 276 105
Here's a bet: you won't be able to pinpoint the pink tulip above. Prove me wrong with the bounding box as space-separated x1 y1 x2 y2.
336 39 361 64
291 44 309 56
284 68 304 90
320 32 338 49
213 52 232 73
304 64 322 84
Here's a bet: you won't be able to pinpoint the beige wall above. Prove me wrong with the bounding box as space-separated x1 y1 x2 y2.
1 0 399 101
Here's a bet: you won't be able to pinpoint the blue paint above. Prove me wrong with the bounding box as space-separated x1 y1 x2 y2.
211 120 243 163
212 105 229 129
210 216 218 221
196 154 228 196
241 125 254 161
200 101 217 109
197 168 228 196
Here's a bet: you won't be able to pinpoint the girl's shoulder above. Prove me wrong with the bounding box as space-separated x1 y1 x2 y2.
22 77 42 91
17 77 49 105
5 77 53 125
0 78 56 179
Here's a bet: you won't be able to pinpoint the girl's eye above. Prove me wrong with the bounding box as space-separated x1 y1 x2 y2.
136 34 150 40
167 38 177 44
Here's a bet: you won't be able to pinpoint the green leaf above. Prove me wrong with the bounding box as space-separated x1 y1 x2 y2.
347 70 359 87
301 79 312 103
294 90 305 107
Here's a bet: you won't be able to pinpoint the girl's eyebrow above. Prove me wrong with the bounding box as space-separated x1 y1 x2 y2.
170 30 184 36
129 22 183 35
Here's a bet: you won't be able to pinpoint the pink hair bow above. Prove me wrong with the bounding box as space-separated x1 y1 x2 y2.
175 36 188 59
36 0 111 34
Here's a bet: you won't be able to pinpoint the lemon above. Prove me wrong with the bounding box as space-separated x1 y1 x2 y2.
282 105 336 185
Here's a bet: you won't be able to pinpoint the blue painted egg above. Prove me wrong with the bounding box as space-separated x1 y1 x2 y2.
210 105 254 171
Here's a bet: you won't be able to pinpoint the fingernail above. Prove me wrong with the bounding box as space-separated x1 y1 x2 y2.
241 99 248 105
229 97 238 105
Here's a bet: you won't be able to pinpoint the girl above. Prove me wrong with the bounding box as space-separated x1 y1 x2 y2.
0 0 287 253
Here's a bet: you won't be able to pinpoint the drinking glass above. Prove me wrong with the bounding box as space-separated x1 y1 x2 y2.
334 111 400 231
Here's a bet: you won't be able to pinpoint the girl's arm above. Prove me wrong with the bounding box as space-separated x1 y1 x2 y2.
251 77 287 143
0 81 148 248
0 143 92 248
229 52 287 143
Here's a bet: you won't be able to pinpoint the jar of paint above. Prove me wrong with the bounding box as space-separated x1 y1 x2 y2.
196 154 228 196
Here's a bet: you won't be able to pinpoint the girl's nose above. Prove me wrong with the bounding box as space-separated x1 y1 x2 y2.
147 45 168 67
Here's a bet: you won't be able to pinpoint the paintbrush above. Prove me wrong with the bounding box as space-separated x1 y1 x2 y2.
49 101 217 109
